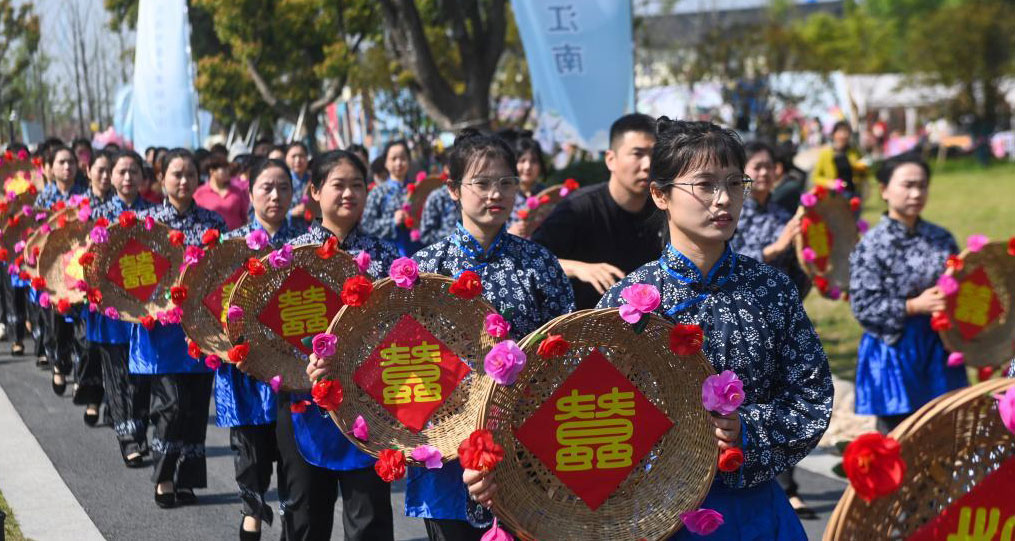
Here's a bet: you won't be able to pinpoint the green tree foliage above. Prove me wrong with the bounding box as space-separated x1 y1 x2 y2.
0 0 41 123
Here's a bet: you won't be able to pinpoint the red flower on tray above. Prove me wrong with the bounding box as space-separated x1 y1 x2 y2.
458 429 504 472
842 432 906 502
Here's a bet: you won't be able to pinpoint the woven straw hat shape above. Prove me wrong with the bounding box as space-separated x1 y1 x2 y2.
938 241 1015 367
0 190 37 224
482 309 716 541
225 245 357 392
37 209 91 304
2 206 49 257
83 220 184 323
793 192 858 299
823 378 1015 540
323 273 498 461
179 238 267 359
523 184 565 231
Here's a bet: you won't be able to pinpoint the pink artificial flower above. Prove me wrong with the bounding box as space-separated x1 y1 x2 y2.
995 385 1015 434
967 234 989 253
801 247 816 262
270 375 283 393
618 283 660 324
34 212 46 222
39 224 51 235
88 302 98 313
227 305 244 322
832 178 847 193
481 519 514 541
184 245 205 267
415 171 427 183
352 415 369 441
143 216 155 231
484 340 527 385
38 292 50 308
526 196 540 210
947 352 965 367
246 229 270 250
77 207 91 222
857 219 870 234
484 313 511 339
937 275 959 296
90 226 109 244
312 333 338 359
410 229 421 242
800 193 818 207
680 508 724 536
20 205 31 216
410 445 443 469
163 307 182 325
268 244 294 269
389 257 419 289
828 286 842 300
559 187 571 197
205 355 222 370
74 280 89 292
701 370 745 415
354 251 371 274
104 306 119 320
13 241 25 253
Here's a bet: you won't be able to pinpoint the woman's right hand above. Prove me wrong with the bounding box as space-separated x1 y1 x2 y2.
394 209 407 226
463 468 497 508
906 286 948 315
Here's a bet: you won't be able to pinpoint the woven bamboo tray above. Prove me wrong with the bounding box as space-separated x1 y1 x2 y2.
482 309 717 541
225 245 357 391
322 273 498 461
823 378 1015 540
938 241 1015 367
2 206 50 258
408 177 446 222
37 209 91 304
523 183 565 231
793 192 858 299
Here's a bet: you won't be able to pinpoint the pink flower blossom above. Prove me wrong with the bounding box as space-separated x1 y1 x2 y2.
354 251 371 274
480 519 514 541
857 219 870 234
74 280 89 292
162 307 182 325
801 247 816 262
680 508 724 535
525 196 540 210
268 244 294 269
995 385 1015 434
205 355 222 370
800 193 818 207
20 205 31 216
389 257 419 289
33 212 46 222
246 229 270 250
416 171 427 183
270 375 282 393
88 302 98 313
410 445 443 469
184 245 205 267
312 333 338 359
143 216 155 231
937 275 959 296
484 340 527 385
352 415 369 441
104 306 119 320
89 226 109 244
618 283 660 324
77 207 91 222
484 313 511 339
828 286 842 300
967 234 989 253
13 241 25 253
410 229 421 242
832 178 847 193
39 224 51 235
947 352 965 367
38 292 50 308
701 370 745 415
227 305 244 322
559 187 571 197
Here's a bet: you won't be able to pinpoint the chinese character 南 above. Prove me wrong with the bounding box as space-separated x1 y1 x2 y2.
548 4 579 33
552 44 584 75
119 251 157 289
380 341 443 405
278 285 330 337
554 387 635 471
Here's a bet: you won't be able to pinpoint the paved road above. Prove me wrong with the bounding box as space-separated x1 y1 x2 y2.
0 339 845 540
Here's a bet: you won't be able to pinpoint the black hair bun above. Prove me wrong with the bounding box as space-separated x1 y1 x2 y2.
454 128 483 146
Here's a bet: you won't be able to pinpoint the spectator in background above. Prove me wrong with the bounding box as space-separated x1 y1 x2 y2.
811 121 866 198
194 152 250 230
72 138 93 170
770 142 807 215
347 143 370 171
369 156 388 190
285 142 311 220
252 138 274 157
267 145 286 161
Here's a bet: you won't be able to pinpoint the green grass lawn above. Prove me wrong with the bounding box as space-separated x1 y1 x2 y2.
0 488 27 541
804 157 1015 381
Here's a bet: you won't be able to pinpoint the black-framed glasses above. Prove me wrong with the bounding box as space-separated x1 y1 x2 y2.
670 175 753 201
462 176 521 195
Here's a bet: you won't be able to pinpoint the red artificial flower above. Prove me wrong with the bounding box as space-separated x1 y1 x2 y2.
78 252 95 266
978 366 994 382
245 257 266 276
170 285 188 306
813 276 829 293
375 449 407 483
406 183 417 195
27 184 37 195
187 340 202 359
17 271 29 281
140 315 157 330
536 334 570 358
228 343 250 364
930 311 952 332
2 151 11 161
31 157 43 168
449 270 483 299
946 255 964 272
56 298 71 314
539 194 551 205
316 237 338 259
118 211 137 228
94 217 110 228
31 276 46 290
814 186 829 200
311 378 344 411
201 228 220 246
303 208 313 222
1008 237 1015 257
0 248 8 262
516 209 529 220
341 275 373 306
30 246 40 259
14 255 23 267
79 197 90 208
56 214 67 229
53 201 66 212
458 429 504 472
669 324 704 356
168 230 185 246
718 447 744 472
842 432 906 502
404 216 416 229
440 171 449 181
564 178 580 191
86 288 102 305
849 197 861 212
290 400 312 414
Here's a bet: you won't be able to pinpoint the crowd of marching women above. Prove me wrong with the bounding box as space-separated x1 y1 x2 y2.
0 111 997 541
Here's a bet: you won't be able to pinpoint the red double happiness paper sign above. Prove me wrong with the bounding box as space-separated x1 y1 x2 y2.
257 267 342 354
803 211 834 272
105 238 171 302
354 314 471 432
514 350 674 511
947 266 1006 341
204 266 245 326
906 455 1015 540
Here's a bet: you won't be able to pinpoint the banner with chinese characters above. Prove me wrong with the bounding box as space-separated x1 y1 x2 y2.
106 238 171 302
906 455 1015 540
946 266 1006 341
257 267 342 355
511 0 635 152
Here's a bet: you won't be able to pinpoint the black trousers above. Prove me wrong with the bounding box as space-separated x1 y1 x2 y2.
99 343 150 457
0 270 8 333
73 341 105 405
44 309 77 376
275 393 394 541
28 300 46 357
423 519 484 541
149 372 213 488
230 423 278 524
4 282 27 344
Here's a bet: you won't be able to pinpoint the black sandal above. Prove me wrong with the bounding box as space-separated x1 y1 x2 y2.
175 488 197 506
154 486 176 509
11 343 24 356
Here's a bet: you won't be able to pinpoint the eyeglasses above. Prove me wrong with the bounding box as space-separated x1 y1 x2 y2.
462 176 521 195
670 175 753 201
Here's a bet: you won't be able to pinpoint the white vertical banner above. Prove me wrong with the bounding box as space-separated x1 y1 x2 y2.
511 0 635 152
129 0 198 150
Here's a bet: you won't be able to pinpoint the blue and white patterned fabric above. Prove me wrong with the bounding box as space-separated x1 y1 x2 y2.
729 196 810 296
406 223 575 523
849 215 967 416
508 183 545 226
35 178 88 209
139 200 228 244
419 187 458 246
361 178 420 255
292 222 399 278
291 171 310 209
